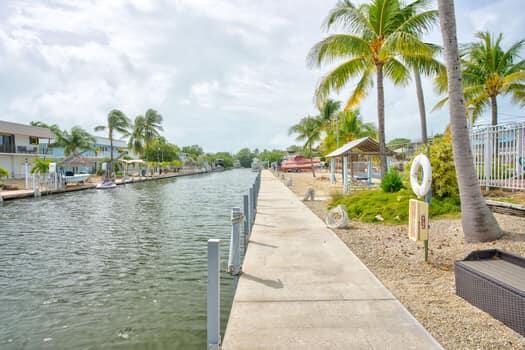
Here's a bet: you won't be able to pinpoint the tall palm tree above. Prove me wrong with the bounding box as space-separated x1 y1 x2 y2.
288 116 322 177
318 99 342 148
308 0 438 176
434 32 525 125
128 115 145 157
54 127 96 156
321 109 377 154
142 109 164 148
437 0 501 242
94 109 130 175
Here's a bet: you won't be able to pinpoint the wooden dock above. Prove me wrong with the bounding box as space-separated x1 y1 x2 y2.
222 170 443 349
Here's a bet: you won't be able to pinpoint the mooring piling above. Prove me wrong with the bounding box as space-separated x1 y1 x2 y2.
207 239 221 350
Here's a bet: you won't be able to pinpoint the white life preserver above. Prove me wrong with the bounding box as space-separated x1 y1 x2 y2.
410 154 432 197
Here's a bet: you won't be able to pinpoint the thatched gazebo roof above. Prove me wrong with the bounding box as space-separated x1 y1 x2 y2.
59 153 95 167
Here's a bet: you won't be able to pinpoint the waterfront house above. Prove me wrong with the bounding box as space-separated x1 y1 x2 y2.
1 120 132 178
0 120 55 178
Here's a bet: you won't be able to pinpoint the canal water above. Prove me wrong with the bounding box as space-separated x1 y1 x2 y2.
0 169 256 349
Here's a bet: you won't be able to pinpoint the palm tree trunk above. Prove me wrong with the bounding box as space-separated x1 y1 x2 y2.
490 95 498 126
310 145 316 177
376 63 387 176
414 69 428 144
109 135 114 179
437 0 501 242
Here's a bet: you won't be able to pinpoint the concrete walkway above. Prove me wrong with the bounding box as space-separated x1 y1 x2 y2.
222 171 443 350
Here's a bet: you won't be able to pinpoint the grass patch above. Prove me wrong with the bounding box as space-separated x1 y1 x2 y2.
330 189 461 224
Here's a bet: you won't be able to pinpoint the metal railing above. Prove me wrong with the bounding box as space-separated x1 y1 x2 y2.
207 170 261 349
0 143 51 155
471 121 525 190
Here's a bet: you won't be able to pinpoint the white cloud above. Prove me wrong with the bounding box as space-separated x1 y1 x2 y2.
0 0 524 152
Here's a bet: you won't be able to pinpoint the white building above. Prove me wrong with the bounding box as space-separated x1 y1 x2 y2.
0 120 132 178
0 120 55 178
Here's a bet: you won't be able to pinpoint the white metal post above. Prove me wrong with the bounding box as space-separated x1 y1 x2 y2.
248 189 254 228
343 156 349 193
228 207 243 275
243 194 250 239
250 186 256 219
367 156 372 186
330 158 336 184
24 160 29 189
207 239 221 350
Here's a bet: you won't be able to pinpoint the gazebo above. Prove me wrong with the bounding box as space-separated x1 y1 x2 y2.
326 137 394 193
59 153 95 172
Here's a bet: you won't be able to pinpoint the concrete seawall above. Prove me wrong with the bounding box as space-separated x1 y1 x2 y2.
222 170 443 349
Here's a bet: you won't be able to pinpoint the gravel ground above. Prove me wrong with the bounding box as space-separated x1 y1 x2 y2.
278 171 525 350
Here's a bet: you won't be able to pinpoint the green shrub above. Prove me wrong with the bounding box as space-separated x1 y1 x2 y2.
0 166 8 178
330 189 460 224
31 159 52 174
405 132 458 200
381 168 403 193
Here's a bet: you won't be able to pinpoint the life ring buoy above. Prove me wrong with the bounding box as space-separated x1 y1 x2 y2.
410 154 432 197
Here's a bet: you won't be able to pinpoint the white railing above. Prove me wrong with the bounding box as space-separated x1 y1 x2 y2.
471 121 525 190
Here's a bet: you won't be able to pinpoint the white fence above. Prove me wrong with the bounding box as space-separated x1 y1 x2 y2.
471 121 525 190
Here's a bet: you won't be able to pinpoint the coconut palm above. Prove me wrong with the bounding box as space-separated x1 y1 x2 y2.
288 116 322 177
142 109 164 147
307 0 438 176
94 110 130 175
55 127 96 156
318 99 342 149
437 0 501 242
128 115 145 157
320 109 377 154
434 32 525 125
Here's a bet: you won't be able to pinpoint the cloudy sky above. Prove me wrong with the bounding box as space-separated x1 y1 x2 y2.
0 0 524 152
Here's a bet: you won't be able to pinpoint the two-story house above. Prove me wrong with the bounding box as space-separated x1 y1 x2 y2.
1 120 132 178
0 120 55 178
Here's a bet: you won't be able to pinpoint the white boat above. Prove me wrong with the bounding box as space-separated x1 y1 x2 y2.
64 174 90 184
96 180 117 189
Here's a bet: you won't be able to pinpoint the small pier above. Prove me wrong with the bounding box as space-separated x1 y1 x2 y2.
222 171 442 349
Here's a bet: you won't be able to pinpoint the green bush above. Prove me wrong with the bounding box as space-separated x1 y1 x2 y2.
0 166 8 178
330 189 460 224
381 168 403 193
405 133 458 200
31 159 52 174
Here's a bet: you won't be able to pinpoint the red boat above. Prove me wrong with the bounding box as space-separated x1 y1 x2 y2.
280 155 320 172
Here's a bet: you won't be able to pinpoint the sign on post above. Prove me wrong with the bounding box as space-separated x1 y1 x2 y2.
408 199 429 241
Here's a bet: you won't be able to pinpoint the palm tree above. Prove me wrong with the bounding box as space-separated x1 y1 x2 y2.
317 99 342 149
437 0 501 242
94 110 130 175
54 127 96 156
434 32 525 125
142 109 164 148
308 0 438 176
320 109 377 154
288 116 322 177
128 115 145 157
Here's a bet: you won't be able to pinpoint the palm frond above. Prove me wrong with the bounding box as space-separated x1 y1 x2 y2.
307 34 370 67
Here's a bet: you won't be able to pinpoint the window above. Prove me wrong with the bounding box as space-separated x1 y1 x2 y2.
29 136 39 145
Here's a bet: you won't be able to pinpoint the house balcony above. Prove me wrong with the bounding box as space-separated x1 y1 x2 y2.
0 144 50 155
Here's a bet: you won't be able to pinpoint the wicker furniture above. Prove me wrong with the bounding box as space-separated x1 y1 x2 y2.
455 249 525 336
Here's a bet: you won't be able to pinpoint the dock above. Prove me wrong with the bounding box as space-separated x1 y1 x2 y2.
222 171 443 349
0 170 209 201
